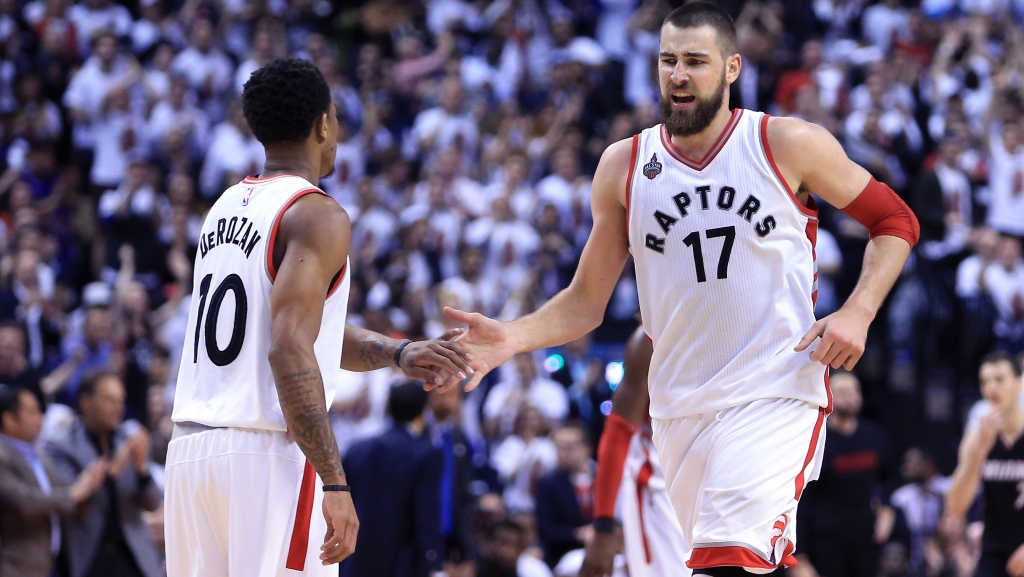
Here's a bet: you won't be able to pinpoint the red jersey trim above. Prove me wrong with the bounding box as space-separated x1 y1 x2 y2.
804 216 819 308
660 109 742 171
625 134 640 244
759 114 819 218
243 173 304 184
265 188 329 282
326 262 348 300
285 461 317 570
794 407 827 499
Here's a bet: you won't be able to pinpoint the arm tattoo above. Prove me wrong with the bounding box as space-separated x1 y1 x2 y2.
276 368 344 480
356 337 397 370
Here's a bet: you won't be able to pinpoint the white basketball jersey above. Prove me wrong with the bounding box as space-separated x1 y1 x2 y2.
172 174 350 431
627 110 830 420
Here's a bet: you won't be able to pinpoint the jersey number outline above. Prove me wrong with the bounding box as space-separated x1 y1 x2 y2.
682 226 735 282
193 273 248 366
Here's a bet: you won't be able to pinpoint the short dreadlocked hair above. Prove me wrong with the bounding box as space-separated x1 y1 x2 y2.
241 58 332 145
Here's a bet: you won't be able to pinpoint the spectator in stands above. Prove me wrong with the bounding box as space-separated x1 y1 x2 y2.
65 0 131 57
0 320 44 404
491 405 557 513
985 121 1024 240
0 385 107 577
981 236 1024 354
535 424 594 568
408 76 478 166
477 518 553 577
428 386 479 568
890 448 951 576
170 17 232 119
484 353 569 437
45 372 161 577
45 305 116 406
62 30 135 189
341 381 444 577
798 371 894 577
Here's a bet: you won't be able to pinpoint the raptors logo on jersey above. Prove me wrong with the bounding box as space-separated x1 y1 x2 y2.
172 174 350 431
626 109 830 420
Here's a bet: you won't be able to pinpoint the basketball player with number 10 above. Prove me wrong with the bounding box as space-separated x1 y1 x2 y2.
164 59 473 576
437 3 920 576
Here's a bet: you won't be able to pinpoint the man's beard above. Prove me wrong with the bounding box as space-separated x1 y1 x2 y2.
660 72 727 137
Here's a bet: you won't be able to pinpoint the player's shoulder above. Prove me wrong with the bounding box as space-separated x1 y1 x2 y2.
280 190 349 235
599 135 640 172
765 115 835 151
591 135 640 201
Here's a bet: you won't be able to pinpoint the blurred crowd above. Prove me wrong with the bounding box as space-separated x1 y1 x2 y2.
1 0 1024 575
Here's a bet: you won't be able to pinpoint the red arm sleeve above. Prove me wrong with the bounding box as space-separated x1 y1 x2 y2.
840 178 920 247
593 412 640 519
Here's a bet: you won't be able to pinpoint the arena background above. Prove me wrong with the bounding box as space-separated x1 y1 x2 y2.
0 0 1023 575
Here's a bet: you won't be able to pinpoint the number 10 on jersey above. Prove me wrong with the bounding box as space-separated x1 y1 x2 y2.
193 274 248 366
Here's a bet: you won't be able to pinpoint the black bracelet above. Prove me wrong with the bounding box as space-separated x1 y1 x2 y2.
323 484 351 492
592 517 618 533
393 340 413 367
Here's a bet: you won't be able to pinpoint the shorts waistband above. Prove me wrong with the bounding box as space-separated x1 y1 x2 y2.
170 422 288 441
170 421 221 441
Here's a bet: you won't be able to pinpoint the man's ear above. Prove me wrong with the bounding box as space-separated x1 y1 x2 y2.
316 112 328 142
726 53 742 84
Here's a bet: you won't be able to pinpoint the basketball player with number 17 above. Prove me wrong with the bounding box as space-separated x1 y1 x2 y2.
164 59 473 577
437 3 920 576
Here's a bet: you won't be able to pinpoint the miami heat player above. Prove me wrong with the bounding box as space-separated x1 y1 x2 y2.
580 326 689 577
437 3 919 576
165 58 471 577
946 352 1024 577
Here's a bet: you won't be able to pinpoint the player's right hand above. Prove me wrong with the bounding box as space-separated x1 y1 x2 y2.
320 490 359 565
579 527 621 577
438 307 518 392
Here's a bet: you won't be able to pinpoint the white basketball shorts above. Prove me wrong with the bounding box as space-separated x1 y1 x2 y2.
619 463 690 577
164 425 336 577
651 398 827 572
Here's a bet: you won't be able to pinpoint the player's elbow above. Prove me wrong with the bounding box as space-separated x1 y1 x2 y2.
267 333 311 371
564 281 608 333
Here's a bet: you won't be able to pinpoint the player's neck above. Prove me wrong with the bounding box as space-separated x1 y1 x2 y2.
262 149 321 185
666 105 735 160
999 402 1024 437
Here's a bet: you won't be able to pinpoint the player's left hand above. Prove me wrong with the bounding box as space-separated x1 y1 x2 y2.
398 330 474 387
794 305 872 370
579 526 622 577
1007 542 1024 576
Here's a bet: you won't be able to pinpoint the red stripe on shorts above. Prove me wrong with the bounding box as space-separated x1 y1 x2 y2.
635 459 654 564
794 408 826 500
687 543 799 570
285 461 316 570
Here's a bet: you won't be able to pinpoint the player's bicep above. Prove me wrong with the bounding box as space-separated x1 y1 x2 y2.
269 241 331 347
269 199 351 348
769 117 871 210
570 140 633 302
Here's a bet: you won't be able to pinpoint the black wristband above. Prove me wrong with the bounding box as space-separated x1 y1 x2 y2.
393 340 413 367
323 484 351 492
592 517 618 533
